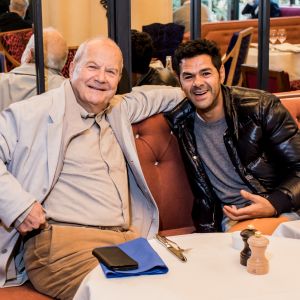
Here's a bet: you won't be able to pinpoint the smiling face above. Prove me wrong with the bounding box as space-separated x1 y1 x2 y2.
69 38 123 113
179 54 225 122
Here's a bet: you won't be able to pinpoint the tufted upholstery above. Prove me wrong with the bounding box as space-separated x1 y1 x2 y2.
0 28 33 72
132 113 195 236
61 46 78 78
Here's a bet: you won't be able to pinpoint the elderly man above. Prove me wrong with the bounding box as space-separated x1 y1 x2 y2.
0 36 183 299
0 0 31 32
0 27 68 110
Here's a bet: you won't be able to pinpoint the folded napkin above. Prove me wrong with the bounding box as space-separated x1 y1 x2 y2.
99 237 168 278
274 43 300 53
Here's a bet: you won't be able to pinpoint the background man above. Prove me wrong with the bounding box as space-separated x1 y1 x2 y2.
0 27 68 110
166 39 300 233
0 0 31 32
131 29 179 87
0 36 183 299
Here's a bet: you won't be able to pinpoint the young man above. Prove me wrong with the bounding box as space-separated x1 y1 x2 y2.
165 39 300 233
0 36 184 299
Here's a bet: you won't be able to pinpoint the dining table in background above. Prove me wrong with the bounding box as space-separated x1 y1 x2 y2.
246 44 300 81
74 232 300 300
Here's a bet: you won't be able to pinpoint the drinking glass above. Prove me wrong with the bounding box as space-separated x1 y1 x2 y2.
278 28 287 44
269 29 278 51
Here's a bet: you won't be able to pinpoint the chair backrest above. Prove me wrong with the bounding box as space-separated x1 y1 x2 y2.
61 46 78 78
132 113 195 236
142 22 184 67
0 28 33 72
223 27 253 86
241 64 291 93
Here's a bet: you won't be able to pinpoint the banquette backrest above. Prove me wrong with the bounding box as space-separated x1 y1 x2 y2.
132 113 195 236
201 16 300 55
277 91 300 128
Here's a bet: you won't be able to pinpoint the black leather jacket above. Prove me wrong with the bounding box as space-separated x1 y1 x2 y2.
135 67 179 87
165 85 300 232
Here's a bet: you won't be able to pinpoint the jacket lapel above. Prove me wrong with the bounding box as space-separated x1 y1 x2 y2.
46 83 66 189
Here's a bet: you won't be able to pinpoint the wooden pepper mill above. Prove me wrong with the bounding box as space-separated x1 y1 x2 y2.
240 224 257 266
247 231 269 275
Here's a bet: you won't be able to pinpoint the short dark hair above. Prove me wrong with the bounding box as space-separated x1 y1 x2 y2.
173 39 222 76
131 29 154 74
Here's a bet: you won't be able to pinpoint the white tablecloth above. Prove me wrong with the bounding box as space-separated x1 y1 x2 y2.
273 220 300 239
246 46 300 81
74 233 300 300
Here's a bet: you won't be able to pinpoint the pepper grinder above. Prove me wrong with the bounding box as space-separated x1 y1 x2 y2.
247 231 269 275
240 224 257 266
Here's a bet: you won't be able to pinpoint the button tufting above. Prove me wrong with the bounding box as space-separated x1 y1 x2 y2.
192 156 197 160
154 161 159 166
170 131 173 135
135 134 140 139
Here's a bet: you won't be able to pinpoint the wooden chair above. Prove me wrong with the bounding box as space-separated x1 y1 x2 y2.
0 28 33 72
241 64 291 93
222 27 253 86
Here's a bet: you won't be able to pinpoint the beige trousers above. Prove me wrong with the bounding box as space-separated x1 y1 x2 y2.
23 225 139 300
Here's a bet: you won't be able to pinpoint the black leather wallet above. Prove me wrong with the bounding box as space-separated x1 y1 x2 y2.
92 246 139 271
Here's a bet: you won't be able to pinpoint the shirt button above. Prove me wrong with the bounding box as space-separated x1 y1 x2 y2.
192 156 197 160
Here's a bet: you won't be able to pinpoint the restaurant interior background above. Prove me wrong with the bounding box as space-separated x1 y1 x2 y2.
41 0 300 47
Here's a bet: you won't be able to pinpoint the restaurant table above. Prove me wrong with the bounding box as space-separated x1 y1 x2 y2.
74 233 300 300
273 220 300 239
246 45 300 81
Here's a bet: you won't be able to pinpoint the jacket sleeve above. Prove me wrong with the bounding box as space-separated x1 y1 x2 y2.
0 107 35 228
262 95 300 213
118 86 185 124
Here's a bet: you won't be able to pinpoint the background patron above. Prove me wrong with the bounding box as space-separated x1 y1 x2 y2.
0 27 67 110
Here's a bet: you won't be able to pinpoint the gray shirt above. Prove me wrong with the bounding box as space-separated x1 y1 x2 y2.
194 114 251 208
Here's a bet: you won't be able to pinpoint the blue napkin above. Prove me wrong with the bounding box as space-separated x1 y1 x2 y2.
99 237 168 278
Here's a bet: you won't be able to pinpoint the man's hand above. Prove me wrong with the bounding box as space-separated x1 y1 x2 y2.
17 202 46 235
223 190 276 221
